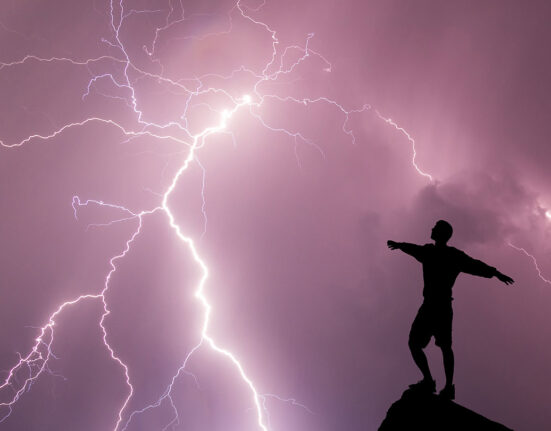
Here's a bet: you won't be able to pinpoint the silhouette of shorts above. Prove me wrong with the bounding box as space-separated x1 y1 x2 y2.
409 301 453 348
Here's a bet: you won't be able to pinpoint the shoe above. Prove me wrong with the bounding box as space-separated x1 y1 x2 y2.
408 378 436 393
438 384 455 400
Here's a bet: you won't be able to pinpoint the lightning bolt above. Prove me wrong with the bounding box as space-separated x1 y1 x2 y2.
375 110 434 182
507 242 551 286
0 1 363 428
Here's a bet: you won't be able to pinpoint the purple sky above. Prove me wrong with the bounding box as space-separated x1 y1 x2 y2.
1 1 550 430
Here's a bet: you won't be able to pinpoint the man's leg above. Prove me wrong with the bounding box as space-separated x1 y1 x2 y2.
441 346 454 388
436 304 455 399
409 339 432 382
408 304 434 387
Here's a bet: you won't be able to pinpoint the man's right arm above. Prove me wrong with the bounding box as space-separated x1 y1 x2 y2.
387 241 426 262
458 251 515 285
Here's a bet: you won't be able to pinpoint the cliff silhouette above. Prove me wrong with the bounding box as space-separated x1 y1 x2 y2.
378 388 513 431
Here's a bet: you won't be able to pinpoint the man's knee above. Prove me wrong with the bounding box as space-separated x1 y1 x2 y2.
440 345 453 356
408 337 425 352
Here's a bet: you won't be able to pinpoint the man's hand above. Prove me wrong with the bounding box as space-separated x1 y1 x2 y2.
387 240 400 250
495 271 514 285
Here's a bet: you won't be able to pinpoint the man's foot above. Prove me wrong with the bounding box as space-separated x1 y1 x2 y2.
438 384 455 400
408 378 436 393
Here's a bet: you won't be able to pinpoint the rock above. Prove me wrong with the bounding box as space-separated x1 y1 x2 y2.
378 388 513 431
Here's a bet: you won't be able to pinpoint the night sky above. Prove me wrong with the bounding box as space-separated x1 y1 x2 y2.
1 1 550 430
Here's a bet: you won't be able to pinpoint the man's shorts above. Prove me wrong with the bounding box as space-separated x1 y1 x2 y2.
409 301 453 349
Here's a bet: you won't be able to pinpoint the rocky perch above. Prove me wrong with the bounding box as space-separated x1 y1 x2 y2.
378 388 513 431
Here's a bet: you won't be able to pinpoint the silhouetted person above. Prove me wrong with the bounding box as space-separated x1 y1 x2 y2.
387 220 514 400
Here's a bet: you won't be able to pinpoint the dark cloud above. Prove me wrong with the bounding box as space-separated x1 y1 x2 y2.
410 171 539 247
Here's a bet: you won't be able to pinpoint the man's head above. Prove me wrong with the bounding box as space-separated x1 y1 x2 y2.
431 220 453 244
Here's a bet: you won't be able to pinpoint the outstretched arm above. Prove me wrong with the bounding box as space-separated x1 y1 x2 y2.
460 252 514 286
387 241 426 263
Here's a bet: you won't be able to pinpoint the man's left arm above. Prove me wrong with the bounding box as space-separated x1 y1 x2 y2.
460 252 515 285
